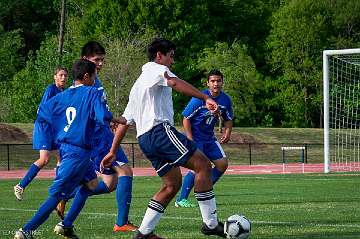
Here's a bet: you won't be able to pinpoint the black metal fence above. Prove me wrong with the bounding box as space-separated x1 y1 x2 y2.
0 143 324 171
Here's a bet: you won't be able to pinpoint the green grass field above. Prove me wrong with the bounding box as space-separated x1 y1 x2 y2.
1 173 360 239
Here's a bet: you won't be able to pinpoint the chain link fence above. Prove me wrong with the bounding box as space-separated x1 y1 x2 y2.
0 143 324 171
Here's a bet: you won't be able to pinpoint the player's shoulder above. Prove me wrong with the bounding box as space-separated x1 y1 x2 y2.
219 91 232 101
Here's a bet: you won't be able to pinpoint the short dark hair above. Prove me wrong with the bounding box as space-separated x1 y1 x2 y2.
147 38 176 61
72 59 96 81
207 69 223 82
54 66 68 75
81 41 105 58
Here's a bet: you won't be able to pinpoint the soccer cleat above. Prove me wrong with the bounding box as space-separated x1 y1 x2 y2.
133 230 164 239
201 221 226 238
54 222 79 239
14 228 33 239
14 184 24 201
56 200 66 220
113 221 138 232
174 199 197 208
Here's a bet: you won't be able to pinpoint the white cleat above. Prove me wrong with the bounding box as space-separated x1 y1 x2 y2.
14 228 33 239
14 184 24 201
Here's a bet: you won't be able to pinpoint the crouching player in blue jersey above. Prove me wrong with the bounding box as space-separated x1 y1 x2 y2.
14 59 115 239
101 38 226 238
14 67 68 201
175 69 233 208
56 41 137 232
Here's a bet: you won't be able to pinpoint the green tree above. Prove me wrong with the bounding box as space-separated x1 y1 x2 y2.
99 32 152 117
9 36 76 122
267 0 360 127
197 41 259 126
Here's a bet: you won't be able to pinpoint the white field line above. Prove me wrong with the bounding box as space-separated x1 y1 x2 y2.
1 207 360 228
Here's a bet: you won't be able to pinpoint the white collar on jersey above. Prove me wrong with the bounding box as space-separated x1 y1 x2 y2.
70 84 84 89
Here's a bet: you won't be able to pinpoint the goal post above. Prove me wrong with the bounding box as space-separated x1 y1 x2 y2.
323 48 360 173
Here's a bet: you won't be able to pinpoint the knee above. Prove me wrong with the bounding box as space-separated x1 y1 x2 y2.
162 181 181 197
35 157 50 168
115 164 133 177
86 179 98 191
194 158 212 174
216 160 228 173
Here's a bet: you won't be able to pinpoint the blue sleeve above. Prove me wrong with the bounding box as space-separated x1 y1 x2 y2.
38 86 53 107
221 96 233 121
37 96 55 124
182 97 204 118
92 90 113 125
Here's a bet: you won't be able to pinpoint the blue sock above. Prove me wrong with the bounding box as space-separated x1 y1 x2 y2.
91 180 110 196
116 176 133 226
23 196 59 231
211 167 224 185
19 164 40 189
63 186 92 227
177 171 195 202
67 186 80 200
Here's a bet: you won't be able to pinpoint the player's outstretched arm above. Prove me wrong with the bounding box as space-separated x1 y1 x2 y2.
183 118 193 140
100 124 129 170
164 71 218 113
220 120 233 144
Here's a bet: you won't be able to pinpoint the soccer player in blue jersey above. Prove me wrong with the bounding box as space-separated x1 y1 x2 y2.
14 59 115 239
57 41 137 232
175 69 233 208
101 38 226 239
14 67 68 201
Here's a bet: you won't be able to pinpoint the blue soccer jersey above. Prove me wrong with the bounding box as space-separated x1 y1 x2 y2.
37 84 112 150
90 77 129 169
38 84 63 110
182 89 233 143
33 84 64 150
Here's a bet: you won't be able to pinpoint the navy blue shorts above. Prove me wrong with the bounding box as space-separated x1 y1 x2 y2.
195 140 226 161
32 120 58 150
138 122 197 177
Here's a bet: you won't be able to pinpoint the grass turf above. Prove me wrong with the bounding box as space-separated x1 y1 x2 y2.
1 173 360 238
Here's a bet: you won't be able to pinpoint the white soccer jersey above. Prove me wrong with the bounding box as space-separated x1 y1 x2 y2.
123 62 177 137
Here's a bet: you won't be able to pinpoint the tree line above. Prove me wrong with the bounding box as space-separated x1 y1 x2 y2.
0 0 359 127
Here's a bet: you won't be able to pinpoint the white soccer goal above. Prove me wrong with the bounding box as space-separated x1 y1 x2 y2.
323 48 360 173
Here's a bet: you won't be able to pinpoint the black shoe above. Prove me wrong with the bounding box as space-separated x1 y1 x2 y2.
133 230 164 239
54 222 79 239
201 221 226 238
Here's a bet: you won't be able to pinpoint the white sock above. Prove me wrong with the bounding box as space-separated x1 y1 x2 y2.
195 190 218 229
138 199 165 235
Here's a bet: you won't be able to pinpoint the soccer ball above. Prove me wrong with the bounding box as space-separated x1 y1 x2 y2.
224 214 251 239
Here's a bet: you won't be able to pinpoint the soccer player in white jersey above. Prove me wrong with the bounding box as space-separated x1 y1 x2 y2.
101 38 226 238
14 59 112 239
175 69 233 208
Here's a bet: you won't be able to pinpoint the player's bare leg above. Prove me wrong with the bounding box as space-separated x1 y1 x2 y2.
135 167 182 239
14 150 51 201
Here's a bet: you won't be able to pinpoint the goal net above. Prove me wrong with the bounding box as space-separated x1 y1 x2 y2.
323 49 360 173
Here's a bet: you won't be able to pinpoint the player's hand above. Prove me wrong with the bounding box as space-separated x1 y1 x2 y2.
110 122 119 133
100 152 116 173
205 98 218 114
220 133 230 144
112 116 127 125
